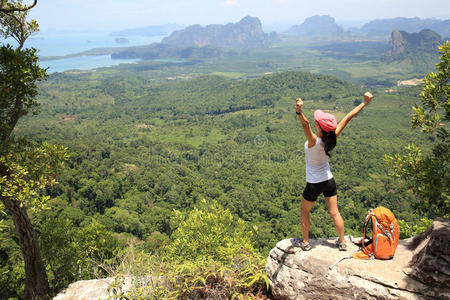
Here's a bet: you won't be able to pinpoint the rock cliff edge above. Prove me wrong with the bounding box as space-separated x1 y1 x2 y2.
266 218 449 300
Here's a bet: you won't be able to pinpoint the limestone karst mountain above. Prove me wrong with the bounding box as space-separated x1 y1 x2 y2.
161 16 278 49
287 15 345 39
386 28 442 58
110 16 278 59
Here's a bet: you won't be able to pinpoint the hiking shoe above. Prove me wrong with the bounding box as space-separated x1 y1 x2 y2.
335 239 347 251
300 241 312 251
291 237 312 251
338 242 347 251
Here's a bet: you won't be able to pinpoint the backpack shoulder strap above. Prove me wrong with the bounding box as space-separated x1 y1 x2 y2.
362 210 374 248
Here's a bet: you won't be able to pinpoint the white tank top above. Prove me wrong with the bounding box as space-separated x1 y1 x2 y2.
305 137 333 183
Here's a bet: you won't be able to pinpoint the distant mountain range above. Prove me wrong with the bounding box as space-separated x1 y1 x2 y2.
161 16 279 49
287 15 346 39
110 24 183 37
386 29 442 58
287 16 449 41
429 20 450 39
106 16 447 61
358 17 450 37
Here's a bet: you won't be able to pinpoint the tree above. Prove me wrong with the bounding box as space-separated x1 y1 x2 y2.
0 1 68 298
39 218 123 294
386 41 449 218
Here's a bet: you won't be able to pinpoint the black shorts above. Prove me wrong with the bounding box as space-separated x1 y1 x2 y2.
302 178 337 202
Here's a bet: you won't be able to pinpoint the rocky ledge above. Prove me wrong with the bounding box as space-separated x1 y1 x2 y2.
266 218 449 300
53 277 132 300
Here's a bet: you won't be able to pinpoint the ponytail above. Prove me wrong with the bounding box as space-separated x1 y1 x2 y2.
323 130 336 157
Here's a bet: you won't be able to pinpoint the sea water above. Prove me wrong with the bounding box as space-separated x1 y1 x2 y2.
6 31 167 73
38 55 144 73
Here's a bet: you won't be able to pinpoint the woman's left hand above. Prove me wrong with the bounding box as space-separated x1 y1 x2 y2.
295 98 303 113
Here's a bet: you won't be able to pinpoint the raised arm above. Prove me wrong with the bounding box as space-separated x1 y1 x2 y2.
335 92 373 137
295 98 317 148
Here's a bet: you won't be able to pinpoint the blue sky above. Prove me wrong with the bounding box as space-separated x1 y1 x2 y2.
30 0 450 32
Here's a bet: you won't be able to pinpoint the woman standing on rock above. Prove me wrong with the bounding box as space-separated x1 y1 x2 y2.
295 92 373 251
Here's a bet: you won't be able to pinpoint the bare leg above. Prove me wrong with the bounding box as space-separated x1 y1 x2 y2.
301 197 315 243
325 195 345 243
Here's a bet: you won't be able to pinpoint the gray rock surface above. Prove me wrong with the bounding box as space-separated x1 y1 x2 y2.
386 28 442 57
266 218 450 300
387 29 408 56
404 218 450 289
53 277 132 300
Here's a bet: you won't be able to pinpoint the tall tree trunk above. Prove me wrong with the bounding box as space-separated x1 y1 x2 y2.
1 196 49 299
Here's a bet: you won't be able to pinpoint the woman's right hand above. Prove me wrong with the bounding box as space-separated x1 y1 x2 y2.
295 98 303 112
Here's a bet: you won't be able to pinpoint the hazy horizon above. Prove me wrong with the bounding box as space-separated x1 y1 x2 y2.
29 0 450 33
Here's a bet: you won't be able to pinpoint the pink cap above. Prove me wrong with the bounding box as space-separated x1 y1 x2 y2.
314 110 337 132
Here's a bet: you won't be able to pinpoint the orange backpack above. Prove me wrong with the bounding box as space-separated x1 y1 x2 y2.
353 207 400 260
